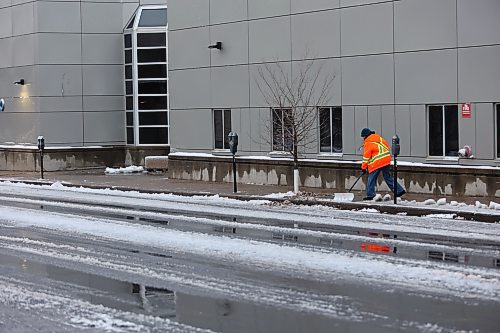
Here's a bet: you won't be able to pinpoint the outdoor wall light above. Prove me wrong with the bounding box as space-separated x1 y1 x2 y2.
208 41 222 50
13 79 26 85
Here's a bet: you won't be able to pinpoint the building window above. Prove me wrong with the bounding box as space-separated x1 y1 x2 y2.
428 105 459 157
319 107 342 153
124 6 168 146
272 108 293 151
214 109 231 149
496 104 500 158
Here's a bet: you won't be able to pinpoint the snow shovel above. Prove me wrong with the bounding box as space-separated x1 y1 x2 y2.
333 172 364 202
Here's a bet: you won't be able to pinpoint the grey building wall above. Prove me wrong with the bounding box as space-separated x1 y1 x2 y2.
0 0 166 147
168 0 500 166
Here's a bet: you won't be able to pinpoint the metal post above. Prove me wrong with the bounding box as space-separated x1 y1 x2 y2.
39 150 44 179
232 153 237 193
393 155 397 205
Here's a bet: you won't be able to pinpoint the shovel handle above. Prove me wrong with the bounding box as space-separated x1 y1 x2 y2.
348 172 364 192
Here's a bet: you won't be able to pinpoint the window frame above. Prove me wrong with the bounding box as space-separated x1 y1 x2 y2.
318 106 343 154
213 109 232 150
124 5 169 146
271 108 294 152
427 104 459 158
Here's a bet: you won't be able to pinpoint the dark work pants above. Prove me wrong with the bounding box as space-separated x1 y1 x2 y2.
366 165 404 198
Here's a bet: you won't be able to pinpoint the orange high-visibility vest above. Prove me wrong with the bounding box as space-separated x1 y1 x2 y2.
361 133 392 173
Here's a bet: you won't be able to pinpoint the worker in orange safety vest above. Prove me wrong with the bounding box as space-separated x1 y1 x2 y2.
360 128 406 201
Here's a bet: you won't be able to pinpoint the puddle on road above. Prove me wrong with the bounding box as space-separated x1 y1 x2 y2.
3 199 500 270
1 253 499 333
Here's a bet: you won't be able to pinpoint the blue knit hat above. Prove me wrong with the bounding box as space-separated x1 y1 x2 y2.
361 128 373 138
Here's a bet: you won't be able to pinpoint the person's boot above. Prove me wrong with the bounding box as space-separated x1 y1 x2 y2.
363 196 374 201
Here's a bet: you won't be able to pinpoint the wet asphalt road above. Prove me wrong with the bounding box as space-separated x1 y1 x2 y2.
0 185 499 332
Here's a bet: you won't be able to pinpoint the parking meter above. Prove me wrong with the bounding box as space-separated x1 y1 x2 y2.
228 132 238 192
392 135 400 156
37 136 45 179
37 136 45 151
228 132 238 155
392 135 400 204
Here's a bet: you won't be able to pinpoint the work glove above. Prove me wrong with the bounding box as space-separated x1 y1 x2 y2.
361 169 367 175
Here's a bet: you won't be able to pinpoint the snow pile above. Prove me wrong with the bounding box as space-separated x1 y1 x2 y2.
436 198 447 206
263 191 296 199
475 201 488 209
424 199 436 205
104 165 144 174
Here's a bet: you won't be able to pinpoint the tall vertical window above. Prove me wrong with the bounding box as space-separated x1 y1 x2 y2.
496 104 500 158
214 109 231 149
428 105 459 157
272 108 293 151
319 107 342 153
123 6 168 145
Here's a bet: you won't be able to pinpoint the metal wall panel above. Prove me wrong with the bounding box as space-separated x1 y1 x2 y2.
168 27 210 70
291 0 339 14
37 33 82 65
0 112 39 143
395 49 458 104
35 65 82 97
458 45 500 103
169 68 211 110
394 0 456 52
249 62 292 108
248 0 289 19
168 0 209 30
342 54 394 105
39 112 84 144
12 2 34 36
474 103 495 160
210 65 249 109
38 97 83 112
367 105 382 136
83 96 124 112
340 0 391 6
409 104 427 157
81 2 127 34
36 1 81 33
210 0 247 25
354 106 367 156
291 58 341 107
12 34 35 67
457 0 500 47
82 34 123 64
395 105 411 156
0 7 12 38
210 21 248 67
249 16 291 63
0 38 12 67
342 106 355 155
84 111 126 143
231 108 247 151
170 109 213 150
82 65 124 96
291 10 340 60
340 2 393 57
381 105 395 140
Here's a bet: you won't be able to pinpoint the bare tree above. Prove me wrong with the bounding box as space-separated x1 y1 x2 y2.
255 59 335 193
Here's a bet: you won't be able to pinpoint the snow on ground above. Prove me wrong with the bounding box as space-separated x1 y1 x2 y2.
104 165 144 174
0 181 498 241
1 205 499 303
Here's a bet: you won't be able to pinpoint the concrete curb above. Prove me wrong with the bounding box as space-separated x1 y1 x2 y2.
1 178 498 223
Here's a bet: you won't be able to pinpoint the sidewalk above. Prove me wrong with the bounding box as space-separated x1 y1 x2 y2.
0 169 498 223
